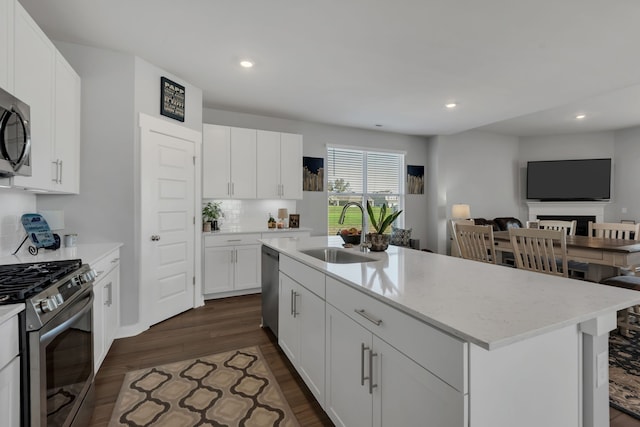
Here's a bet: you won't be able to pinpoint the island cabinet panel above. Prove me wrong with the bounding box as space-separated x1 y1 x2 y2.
326 276 467 393
325 304 466 427
278 271 326 405
469 323 580 427
325 304 373 427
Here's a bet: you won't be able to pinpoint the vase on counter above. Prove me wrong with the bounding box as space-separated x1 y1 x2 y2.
367 233 389 251
212 219 219 231
203 221 212 232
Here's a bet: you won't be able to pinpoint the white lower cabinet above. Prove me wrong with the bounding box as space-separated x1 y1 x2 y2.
0 313 20 427
278 272 325 404
325 304 466 427
93 248 121 372
203 233 261 296
276 256 468 427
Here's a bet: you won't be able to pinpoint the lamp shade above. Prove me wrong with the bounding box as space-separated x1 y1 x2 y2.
451 204 471 219
277 208 289 220
39 210 65 230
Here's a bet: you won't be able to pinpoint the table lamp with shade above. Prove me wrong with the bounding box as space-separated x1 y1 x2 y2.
451 204 471 220
277 208 288 229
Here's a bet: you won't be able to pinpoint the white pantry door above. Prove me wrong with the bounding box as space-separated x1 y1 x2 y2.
140 114 200 327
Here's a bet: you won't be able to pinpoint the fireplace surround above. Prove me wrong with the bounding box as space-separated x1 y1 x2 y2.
527 202 608 236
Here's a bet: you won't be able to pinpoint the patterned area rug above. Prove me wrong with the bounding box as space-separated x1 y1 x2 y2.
610 332 640 419
108 346 300 427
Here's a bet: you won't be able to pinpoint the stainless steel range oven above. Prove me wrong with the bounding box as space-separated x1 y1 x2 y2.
0 259 96 427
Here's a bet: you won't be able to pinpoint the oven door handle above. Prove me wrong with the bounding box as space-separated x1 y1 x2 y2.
40 291 94 345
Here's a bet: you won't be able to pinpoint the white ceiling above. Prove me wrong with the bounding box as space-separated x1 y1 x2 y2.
19 0 640 137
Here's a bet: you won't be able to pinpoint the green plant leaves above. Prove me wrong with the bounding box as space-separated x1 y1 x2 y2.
366 201 402 234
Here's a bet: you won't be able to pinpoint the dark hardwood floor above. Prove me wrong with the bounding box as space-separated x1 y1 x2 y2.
88 294 333 426
89 293 639 427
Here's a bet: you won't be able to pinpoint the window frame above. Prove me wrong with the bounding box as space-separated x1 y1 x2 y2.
326 145 405 236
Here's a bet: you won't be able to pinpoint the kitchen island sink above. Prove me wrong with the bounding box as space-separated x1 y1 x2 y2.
299 247 376 264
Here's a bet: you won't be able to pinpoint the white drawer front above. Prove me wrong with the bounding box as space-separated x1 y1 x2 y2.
205 233 261 247
326 277 467 393
280 255 325 299
92 248 121 280
0 316 19 369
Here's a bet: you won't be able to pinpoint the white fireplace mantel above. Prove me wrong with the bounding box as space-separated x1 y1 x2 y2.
526 202 609 223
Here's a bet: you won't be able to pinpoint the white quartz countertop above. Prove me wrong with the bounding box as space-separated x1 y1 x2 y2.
261 236 640 350
204 227 312 236
0 303 24 325
0 242 123 267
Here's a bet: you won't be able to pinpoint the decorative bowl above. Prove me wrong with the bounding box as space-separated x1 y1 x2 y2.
338 231 362 245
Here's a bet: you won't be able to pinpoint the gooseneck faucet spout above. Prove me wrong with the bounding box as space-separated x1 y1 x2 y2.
338 202 367 250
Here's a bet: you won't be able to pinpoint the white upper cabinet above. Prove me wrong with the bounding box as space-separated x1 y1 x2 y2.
280 132 303 199
257 130 303 200
202 124 256 199
12 2 55 191
11 2 80 194
52 52 81 193
0 0 14 91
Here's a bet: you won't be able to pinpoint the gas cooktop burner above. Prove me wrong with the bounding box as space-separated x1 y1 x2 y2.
0 259 82 303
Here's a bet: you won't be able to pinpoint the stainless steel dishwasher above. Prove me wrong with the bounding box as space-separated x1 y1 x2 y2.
261 245 279 337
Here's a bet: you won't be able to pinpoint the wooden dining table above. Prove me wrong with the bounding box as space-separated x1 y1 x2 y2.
492 230 640 282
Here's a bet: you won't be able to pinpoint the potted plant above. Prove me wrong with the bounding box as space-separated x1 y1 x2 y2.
202 202 223 232
366 201 403 251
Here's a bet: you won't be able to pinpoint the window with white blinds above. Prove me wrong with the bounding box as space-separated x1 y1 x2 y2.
327 146 404 235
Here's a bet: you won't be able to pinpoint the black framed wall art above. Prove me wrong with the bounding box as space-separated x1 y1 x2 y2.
160 77 185 122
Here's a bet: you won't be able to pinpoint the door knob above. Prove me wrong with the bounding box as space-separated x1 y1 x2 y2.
151 235 161 241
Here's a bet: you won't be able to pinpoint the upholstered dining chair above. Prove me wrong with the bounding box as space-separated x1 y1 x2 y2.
455 223 497 264
509 228 569 278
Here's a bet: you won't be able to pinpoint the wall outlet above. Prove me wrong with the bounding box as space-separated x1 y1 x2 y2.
596 351 608 388
622 207 628 214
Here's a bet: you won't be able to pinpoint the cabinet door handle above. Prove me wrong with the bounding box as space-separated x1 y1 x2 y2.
290 289 295 316
232 182 235 195
355 309 383 326
227 182 230 195
105 282 113 306
292 291 299 318
59 160 63 184
280 184 284 196
368 349 378 394
51 160 59 183
360 343 368 386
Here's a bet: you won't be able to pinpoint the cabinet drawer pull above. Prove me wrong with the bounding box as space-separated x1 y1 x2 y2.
368 349 378 394
111 258 119 264
227 239 242 242
95 270 105 277
355 309 383 326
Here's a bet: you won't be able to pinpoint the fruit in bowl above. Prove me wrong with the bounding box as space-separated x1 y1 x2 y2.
338 228 361 244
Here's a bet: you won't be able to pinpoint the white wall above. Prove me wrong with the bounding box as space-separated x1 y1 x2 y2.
427 130 521 253
518 131 617 220
203 108 431 247
37 42 203 327
0 189 35 256
610 126 640 222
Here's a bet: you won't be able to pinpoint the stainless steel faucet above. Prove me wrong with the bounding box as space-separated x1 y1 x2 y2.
338 201 368 251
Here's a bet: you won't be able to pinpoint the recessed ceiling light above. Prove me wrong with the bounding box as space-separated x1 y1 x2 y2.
575 114 586 120
240 60 254 68
445 103 457 109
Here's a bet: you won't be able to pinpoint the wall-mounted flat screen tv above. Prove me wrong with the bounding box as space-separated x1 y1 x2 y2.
526 158 611 201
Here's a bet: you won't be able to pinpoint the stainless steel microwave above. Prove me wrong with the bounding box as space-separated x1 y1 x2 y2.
0 86 31 177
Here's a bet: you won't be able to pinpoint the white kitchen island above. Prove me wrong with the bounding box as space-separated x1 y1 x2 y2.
261 236 640 427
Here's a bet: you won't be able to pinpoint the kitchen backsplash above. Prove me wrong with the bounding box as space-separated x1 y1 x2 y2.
205 199 298 230
0 189 36 257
